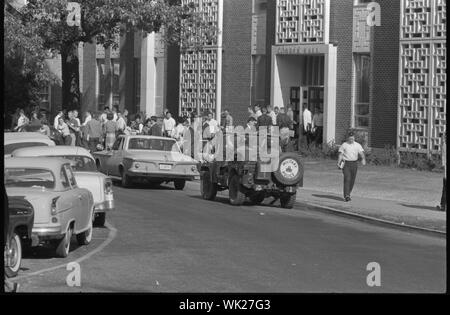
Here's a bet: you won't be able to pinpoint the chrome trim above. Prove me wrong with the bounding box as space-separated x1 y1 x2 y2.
94 199 114 213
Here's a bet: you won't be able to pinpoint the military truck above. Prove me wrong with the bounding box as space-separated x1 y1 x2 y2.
198 132 304 209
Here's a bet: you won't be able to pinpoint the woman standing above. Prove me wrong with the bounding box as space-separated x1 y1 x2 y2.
103 112 118 150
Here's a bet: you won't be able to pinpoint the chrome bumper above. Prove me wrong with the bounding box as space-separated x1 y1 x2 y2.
94 199 114 213
32 225 64 244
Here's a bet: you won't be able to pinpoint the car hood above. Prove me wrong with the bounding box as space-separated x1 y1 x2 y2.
124 150 197 164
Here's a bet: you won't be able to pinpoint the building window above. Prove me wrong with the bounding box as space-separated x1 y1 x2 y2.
111 59 120 107
134 58 141 113
39 85 50 110
97 59 106 109
353 54 371 129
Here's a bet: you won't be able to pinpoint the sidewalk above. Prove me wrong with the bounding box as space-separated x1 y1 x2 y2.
297 158 446 234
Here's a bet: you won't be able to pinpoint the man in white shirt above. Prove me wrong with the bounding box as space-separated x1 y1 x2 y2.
254 105 262 118
162 111 176 137
82 111 92 126
302 104 313 146
116 111 126 133
337 132 366 202
267 105 277 126
54 110 63 129
206 112 218 135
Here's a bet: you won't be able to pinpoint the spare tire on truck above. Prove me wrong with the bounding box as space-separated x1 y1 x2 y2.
273 152 304 186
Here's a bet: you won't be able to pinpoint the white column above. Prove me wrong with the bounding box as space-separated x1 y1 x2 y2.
323 45 337 144
140 33 157 116
215 0 224 124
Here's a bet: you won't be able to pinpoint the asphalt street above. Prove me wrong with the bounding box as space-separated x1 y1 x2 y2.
15 181 446 293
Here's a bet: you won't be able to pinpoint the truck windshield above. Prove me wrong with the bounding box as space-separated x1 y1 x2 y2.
128 138 180 152
5 168 55 189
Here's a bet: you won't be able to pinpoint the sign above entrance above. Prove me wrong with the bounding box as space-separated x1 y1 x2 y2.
272 44 330 55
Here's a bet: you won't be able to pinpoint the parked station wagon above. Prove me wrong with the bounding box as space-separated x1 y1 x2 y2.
93 135 199 189
12 146 114 226
4 157 94 257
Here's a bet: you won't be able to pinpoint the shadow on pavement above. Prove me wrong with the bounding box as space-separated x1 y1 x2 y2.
311 194 344 202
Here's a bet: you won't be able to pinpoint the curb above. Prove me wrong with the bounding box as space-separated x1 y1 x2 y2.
298 200 446 237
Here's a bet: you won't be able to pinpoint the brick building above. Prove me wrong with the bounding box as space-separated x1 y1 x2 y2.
39 0 446 153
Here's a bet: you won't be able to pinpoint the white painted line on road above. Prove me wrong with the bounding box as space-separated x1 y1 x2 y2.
14 222 118 281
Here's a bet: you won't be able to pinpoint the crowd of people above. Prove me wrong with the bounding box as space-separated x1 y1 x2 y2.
7 102 325 155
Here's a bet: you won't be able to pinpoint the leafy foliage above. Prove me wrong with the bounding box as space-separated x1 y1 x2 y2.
21 0 216 52
4 3 58 112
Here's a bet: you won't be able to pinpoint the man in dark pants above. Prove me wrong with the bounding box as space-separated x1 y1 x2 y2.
337 132 366 202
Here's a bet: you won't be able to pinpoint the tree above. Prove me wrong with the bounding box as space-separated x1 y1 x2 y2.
4 1 57 117
19 0 216 111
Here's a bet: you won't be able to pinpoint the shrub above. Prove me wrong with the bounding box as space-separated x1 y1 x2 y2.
298 140 340 159
365 145 398 166
399 151 442 171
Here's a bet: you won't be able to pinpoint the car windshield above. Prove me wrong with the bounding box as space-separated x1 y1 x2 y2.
5 168 55 189
128 138 180 152
50 155 97 172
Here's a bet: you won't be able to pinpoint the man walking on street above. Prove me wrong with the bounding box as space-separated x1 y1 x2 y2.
337 132 366 202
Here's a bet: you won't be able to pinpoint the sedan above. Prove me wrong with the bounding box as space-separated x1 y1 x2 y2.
12 146 114 227
93 135 200 189
4 157 94 258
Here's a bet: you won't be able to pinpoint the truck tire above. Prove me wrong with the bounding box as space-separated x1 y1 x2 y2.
280 193 296 209
229 175 245 206
201 170 217 200
174 179 186 190
273 153 303 186
5 232 22 278
56 225 73 258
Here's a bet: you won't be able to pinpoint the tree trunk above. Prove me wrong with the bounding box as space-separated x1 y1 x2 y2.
61 44 81 111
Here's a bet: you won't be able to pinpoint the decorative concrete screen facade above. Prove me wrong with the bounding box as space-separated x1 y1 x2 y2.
179 0 223 118
276 0 329 44
398 0 446 154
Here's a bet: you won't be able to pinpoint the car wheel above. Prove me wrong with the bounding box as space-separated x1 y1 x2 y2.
56 225 73 258
76 219 93 246
229 175 245 206
93 213 106 227
174 179 186 190
249 192 265 205
200 170 217 200
5 232 22 278
280 193 297 209
121 169 131 188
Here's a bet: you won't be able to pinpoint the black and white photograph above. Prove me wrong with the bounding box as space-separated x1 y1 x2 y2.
2 0 447 302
